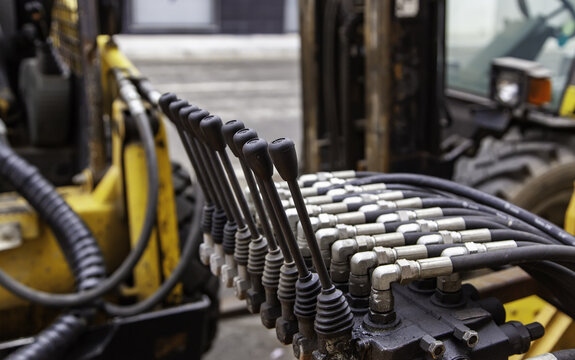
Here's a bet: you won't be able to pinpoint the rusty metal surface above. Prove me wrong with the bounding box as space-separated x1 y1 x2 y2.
300 0 321 173
364 0 392 172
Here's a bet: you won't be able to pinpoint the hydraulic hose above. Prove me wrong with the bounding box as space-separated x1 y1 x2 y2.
103 184 204 316
0 146 106 359
490 229 555 245
451 245 575 272
0 112 159 307
6 314 88 360
348 174 575 245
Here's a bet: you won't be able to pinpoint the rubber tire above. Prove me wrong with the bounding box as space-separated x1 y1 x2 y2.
454 130 575 227
172 162 219 352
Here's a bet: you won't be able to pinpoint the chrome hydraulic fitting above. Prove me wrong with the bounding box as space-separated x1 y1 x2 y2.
417 228 492 245
397 217 467 233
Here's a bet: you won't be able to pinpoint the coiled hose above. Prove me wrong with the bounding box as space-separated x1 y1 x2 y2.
0 142 105 360
1 73 160 358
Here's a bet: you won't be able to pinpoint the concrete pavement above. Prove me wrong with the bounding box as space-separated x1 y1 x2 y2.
116 34 300 61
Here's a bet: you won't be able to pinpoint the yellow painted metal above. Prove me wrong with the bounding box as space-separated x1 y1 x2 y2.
505 189 575 359
560 85 575 118
98 35 142 120
0 35 183 339
101 36 182 302
506 296 573 359
123 137 162 299
151 113 183 304
120 112 182 302
0 174 128 312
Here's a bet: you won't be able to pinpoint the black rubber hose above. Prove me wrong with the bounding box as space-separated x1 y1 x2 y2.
347 174 575 245
0 144 106 292
104 184 205 316
521 262 575 318
462 217 510 230
0 147 105 359
420 197 549 238
490 229 555 245
6 313 89 360
0 112 159 307
451 245 575 272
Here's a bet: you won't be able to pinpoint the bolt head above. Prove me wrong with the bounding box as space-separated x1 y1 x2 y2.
244 288 265 314
420 335 445 359
258 302 281 329
453 325 479 348
275 317 298 344
396 258 418 284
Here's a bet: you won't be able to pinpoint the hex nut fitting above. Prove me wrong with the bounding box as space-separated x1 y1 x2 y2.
419 335 445 359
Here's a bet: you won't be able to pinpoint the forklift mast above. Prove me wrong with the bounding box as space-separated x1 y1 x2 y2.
300 0 447 175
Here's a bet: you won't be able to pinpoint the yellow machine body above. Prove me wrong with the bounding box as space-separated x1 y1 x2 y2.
0 35 182 340
503 185 575 358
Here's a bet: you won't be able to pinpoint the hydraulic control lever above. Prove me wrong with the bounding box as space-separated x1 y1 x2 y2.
202 116 267 307
269 138 354 359
158 95 219 267
243 138 321 355
222 122 279 316
234 128 297 340
186 107 242 281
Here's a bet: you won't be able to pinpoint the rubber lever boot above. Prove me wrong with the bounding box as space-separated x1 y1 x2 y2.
222 120 268 312
244 138 321 356
269 138 354 359
186 108 229 277
233 128 286 331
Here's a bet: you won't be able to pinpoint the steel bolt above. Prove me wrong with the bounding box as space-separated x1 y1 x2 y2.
420 335 445 359
453 324 479 348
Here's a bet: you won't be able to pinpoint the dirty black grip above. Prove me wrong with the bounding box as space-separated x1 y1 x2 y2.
168 100 189 122
178 104 200 123
186 108 210 139
233 128 259 159
200 115 226 152
222 120 246 156
158 92 177 116
268 138 298 182
243 138 274 179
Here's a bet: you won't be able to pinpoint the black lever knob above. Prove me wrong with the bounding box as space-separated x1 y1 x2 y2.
178 104 200 121
243 138 274 180
222 120 245 156
268 138 298 182
158 93 177 116
200 115 226 152
168 100 189 122
233 128 258 160
186 108 210 140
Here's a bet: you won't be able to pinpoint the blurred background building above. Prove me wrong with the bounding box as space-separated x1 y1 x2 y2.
122 0 299 34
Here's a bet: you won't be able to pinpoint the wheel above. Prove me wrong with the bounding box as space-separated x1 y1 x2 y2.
453 129 575 226
172 162 219 352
